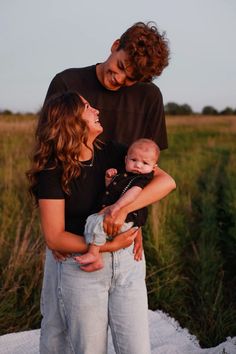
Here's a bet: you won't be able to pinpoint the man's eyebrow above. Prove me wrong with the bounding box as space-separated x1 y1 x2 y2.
118 60 136 81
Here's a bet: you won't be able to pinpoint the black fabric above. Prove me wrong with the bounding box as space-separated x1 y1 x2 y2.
45 65 168 149
37 141 127 235
101 171 154 227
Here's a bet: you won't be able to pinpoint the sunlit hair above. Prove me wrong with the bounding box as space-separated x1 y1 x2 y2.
26 91 94 204
118 21 170 82
127 138 160 163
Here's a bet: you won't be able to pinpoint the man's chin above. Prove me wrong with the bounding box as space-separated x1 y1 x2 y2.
104 84 121 91
103 78 121 91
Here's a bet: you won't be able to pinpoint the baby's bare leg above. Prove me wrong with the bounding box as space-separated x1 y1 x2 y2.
75 244 101 265
74 247 104 271
79 255 103 272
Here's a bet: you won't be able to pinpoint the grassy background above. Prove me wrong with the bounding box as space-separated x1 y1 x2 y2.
0 114 235 347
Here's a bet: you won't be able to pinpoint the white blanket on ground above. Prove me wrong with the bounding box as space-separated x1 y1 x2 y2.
0 310 235 354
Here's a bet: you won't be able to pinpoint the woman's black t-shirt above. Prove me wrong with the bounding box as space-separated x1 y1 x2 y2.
37 141 127 236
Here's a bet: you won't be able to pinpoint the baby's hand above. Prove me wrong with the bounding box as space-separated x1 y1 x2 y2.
106 168 117 179
105 168 118 187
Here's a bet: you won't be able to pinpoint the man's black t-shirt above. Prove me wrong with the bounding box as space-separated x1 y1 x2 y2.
45 65 168 149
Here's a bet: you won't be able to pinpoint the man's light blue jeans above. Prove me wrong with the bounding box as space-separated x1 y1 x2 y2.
40 246 151 354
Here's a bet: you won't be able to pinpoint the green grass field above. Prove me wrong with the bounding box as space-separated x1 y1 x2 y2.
0 114 235 347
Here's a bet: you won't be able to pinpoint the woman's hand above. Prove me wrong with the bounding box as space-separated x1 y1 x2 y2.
102 227 139 252
52 250 71 261
100 205 128 236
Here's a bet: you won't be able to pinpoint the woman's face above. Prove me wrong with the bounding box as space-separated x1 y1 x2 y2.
80 96 103 137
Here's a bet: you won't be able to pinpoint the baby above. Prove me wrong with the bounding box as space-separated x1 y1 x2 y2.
76 138 160 270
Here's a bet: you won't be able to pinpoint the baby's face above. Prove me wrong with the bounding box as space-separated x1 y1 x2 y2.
125 146 157 174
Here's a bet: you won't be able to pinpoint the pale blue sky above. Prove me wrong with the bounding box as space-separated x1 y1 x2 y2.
1 0 235 113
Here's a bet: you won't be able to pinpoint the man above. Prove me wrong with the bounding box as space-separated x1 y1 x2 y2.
45 21 169 148
40 22 175 354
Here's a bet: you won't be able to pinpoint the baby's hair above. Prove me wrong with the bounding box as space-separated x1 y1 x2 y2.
128 138 160 163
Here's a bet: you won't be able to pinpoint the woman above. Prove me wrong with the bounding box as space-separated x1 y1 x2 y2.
27 91 175 354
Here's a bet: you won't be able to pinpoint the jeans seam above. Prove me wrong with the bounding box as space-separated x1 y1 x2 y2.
108 310 121 354
57 263 76 354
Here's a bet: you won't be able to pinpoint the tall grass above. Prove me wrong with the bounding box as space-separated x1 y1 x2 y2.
0 116 44 334
0 114 236 347
145 116 236 346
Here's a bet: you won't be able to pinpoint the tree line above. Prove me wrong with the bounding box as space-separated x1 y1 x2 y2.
164 102 236 115
0 104 236 116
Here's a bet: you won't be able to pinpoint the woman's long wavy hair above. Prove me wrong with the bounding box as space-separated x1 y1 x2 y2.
26 91 93 204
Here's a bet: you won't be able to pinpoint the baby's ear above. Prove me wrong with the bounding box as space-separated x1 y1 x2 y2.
153 163 158 170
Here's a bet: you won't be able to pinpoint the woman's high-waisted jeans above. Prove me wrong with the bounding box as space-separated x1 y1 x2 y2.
40 245 151 354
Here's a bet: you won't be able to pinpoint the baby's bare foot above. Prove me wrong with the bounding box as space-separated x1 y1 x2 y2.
80 258 104 272
75 253 99 265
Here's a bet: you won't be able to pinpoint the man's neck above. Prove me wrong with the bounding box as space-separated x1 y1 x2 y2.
95 63 103 86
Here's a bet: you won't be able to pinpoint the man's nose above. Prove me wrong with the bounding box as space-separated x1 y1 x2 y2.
115 71 126 85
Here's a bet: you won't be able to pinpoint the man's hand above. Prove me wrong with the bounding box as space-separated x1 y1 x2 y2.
108 226 139 252
101 206 128 236
133 228 143 261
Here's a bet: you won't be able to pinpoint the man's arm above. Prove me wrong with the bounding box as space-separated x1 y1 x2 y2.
108 186 142 214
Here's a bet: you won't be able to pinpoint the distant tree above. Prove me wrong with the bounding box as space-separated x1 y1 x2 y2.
0 109 13 115
165 102 193 115
202 106 218 115
165 102 181 115
220 107 234 115
179 104 193 115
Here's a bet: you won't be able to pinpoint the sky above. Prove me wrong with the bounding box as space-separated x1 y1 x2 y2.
1 0 235 113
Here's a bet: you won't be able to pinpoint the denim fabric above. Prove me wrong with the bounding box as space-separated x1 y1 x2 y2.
84 213 133 246
40 248 74 354
40 246 151 354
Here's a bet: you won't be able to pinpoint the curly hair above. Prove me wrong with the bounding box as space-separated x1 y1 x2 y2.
26 91 92 204
118 21 170 82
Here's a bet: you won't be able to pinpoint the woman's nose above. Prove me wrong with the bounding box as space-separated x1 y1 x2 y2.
91 106 99 114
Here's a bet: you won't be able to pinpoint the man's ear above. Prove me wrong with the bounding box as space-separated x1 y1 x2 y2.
111 39 120 53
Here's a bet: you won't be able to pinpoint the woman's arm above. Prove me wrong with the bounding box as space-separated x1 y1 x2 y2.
39 199 138 254
39 199 88 253
103 167 176 235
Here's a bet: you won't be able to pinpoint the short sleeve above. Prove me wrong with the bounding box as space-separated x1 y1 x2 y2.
37 166 65 199
43 73 67 106
145 90 168 150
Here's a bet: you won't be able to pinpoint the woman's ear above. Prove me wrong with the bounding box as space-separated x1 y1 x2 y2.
111 39 120 53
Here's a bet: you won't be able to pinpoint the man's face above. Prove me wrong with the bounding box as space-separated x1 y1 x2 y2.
96 41 138 91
